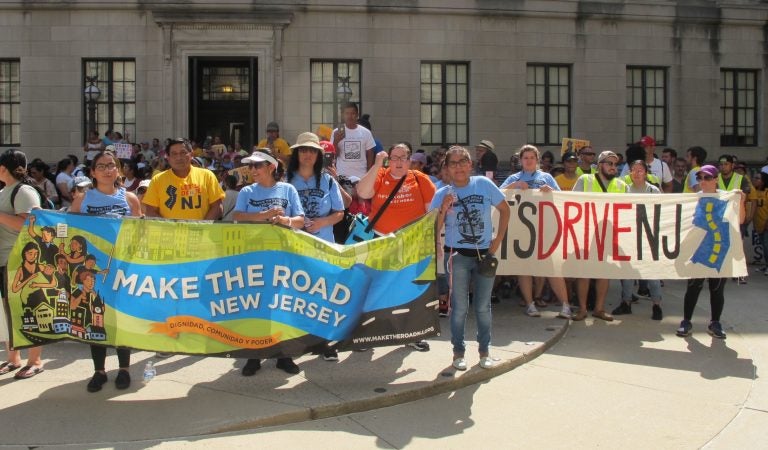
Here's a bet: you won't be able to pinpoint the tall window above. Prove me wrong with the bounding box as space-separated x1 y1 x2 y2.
82 59 136 140
527 64 570 145
721 69 757 146
420 62 469 145
310 60 361 132
626 67 666 144
0 60 20 146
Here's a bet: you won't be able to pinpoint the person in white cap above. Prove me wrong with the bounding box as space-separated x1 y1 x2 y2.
234 148 306 376
474 140 498 178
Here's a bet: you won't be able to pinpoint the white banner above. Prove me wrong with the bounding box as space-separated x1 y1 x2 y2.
493 190 747 279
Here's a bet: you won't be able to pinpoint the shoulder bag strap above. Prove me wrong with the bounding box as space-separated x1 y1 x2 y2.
365 173 407 232
594 174 608 193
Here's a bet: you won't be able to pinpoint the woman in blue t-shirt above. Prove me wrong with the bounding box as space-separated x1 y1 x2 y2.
234 148 305 376
500 145 572 320
70 150 142 393
430 146 510 371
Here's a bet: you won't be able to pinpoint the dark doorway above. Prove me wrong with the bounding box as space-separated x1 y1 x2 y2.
189 57 257 148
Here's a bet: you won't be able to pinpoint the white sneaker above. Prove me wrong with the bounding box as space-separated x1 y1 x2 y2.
452 357 467 371
479 357 494 369
557 306 572 319
526 304 541 317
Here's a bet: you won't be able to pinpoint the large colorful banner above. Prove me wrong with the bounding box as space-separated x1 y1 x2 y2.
494 190 747 279
6 211 439 356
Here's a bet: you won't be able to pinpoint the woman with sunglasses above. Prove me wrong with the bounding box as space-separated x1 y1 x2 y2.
676 165 746 339
234 148 305 376
69 150 142 392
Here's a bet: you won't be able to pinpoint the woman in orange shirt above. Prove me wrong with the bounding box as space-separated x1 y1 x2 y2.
357 142 436 351
357 143 436 235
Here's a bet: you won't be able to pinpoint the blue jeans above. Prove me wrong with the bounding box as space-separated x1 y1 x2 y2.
620 279 662 302
446 252 494 355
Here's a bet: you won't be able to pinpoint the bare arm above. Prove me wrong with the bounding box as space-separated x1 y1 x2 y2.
357 151 387 200
204 199 223 220
144 204 160 218
489 199 511 255
125 192 143 217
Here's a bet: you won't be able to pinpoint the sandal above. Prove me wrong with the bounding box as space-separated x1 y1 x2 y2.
0 361 21 375
14 365 44 380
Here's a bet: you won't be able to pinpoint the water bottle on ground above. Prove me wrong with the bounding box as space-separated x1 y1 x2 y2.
143 361 156 383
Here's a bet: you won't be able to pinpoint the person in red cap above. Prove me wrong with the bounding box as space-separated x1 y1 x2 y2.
620 136 673 192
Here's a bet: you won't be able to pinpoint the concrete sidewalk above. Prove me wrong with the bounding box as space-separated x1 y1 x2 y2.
0 289 569 447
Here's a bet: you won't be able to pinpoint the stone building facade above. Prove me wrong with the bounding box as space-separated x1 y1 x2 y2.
0 0 766 165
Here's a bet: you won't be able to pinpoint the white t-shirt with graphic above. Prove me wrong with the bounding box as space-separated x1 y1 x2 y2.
334 125 375 179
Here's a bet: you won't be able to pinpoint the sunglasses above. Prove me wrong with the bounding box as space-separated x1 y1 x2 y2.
696 175 715 181
600 161 618 167
248 162 269 169
580 152 595 156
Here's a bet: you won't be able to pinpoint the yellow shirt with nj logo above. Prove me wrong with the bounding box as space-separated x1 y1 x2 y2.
142 166 225 219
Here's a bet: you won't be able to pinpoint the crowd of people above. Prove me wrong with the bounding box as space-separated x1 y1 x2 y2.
0 100 766 386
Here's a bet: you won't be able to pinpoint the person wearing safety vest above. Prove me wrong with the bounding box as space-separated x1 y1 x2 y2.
718 154 753 285
575 146 596 177
571 150 628 322
683 146 707 193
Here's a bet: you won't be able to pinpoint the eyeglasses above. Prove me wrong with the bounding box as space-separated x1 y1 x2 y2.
248 162 269 169
446 158 471 168
388 156 409 162
696 175 715 181
94 163 118 171
600 161 618 167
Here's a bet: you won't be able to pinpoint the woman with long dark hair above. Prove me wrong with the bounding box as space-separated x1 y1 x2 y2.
0 149 45 379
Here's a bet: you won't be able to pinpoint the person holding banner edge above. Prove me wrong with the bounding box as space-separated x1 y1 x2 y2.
357 141 436 352
676 165 746 339
431 146 511 370
234 148 306 375
0 149 45 380
69 150 142 392
500 145 572 320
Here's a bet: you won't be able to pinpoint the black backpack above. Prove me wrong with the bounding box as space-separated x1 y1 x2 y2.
10 181 55 210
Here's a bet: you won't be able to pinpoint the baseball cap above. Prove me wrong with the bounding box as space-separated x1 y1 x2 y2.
319 140 336 154
138 179 151 190
476 140 495 151
718 154 736 164
597 151 619 164
696 165 719 178
638 136 656 147
242 151 278 167
290 132 323 151
266 121 280 132
562 151 578 162
411 153 427 164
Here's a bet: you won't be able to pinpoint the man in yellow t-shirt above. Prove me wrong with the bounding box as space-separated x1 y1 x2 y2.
554 151 579 191
143 138 225 220
257 121 291 166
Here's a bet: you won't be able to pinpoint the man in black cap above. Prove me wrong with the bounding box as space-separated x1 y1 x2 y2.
475 140 498 178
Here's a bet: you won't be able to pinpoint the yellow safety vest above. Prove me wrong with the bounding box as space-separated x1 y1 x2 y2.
576 166 596 177
683 166 700 193
580 174 627 193
717 173 743 191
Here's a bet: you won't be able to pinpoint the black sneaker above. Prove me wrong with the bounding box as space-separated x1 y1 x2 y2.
708 321 727 339
276 357 301 374
241 358 262 376
87 372 108 393
490 293 500 304
115 369 131 390
407 340 430 352
611 301 632 315
322 350 339 361
676 320 692 337
651 304 663 321
636 287 651 299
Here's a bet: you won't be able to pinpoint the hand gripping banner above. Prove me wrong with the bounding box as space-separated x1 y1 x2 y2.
5 210 439 358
